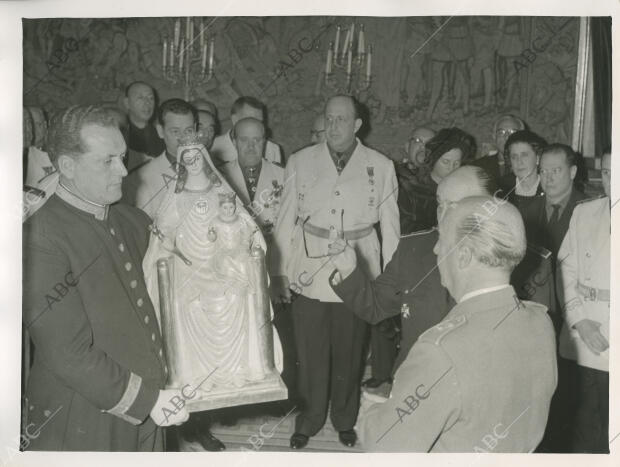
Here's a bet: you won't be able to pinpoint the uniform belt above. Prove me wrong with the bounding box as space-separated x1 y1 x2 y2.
577 282 610 302
298 217 374 241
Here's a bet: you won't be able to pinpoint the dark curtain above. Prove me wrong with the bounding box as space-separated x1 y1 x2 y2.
590 17 612 154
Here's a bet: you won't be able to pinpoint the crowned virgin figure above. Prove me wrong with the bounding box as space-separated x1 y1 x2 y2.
142 139 285 410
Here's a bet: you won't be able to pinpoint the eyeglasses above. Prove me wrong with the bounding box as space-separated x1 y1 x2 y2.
302 210 344 259
496 128 518 138
539 167 564 177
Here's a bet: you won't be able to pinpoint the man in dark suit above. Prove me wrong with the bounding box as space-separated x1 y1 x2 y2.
521 143 586 261
22 105 189 451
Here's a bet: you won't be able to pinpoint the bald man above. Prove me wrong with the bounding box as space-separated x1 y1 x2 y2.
354 195 557 452
124 81 164 157
273 95 400 449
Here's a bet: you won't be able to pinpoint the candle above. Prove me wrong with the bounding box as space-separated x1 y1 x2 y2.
189 18 194 50
186 17 191 43
341 28 350 59
366 44 372 80
208 38 214 74
350 22 355 51
199 18 205 50
201 42 207 74
174 19 180 48
334 26 341 64
326 42 333 74
163 38 168 69
358 25 365 55
346 46 352 76
179 38 185 72
169 40 175 68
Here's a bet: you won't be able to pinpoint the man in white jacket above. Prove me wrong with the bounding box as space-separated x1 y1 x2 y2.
273 95 400 449
557 149 611 453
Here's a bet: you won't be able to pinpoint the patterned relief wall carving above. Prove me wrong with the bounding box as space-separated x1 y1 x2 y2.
23 16 580 161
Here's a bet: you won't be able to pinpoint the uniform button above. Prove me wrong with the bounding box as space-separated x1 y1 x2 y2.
329 226 335 230
331 209 336 214
125 262 132 271
144 315 149 324
586 252 591 257
137 298 144 307
119 243 125 252
151 333 156 341
130 280 137 289
159 349 163 358
335 190 340 196
110 228 115 236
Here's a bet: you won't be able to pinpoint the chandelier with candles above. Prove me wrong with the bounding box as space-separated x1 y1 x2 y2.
161 18 216 99
324 21 373 95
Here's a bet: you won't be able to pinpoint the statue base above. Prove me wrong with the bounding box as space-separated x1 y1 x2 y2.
183 372 288 413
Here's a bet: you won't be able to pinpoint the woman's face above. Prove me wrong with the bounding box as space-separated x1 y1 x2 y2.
431 148 463 181
181 149 204 175
509 142 539 181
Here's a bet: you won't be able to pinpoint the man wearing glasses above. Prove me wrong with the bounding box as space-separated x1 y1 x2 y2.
472 114 525 180
272 95 400 450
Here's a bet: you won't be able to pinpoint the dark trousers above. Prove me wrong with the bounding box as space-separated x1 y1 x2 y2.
571 364 609 453
538 358 609 453
291 295 367 436
369 318 399 381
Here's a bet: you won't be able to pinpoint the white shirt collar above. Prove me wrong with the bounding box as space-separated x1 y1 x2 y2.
459 284 511 303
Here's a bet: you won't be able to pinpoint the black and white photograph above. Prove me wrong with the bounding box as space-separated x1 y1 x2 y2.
0 0 618 465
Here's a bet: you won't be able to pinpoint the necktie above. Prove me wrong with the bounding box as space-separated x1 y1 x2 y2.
245 166 258 201
335 152 345 174
548 204 561 225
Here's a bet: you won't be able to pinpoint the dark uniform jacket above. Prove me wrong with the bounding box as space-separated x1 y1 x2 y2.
358 286 558 452
331 228 453 372
395 163 438 235
22 187 167 451
520 187 586 258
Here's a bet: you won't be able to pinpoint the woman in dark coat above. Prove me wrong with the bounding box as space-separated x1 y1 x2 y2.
397 127 476 234
497 129 547 213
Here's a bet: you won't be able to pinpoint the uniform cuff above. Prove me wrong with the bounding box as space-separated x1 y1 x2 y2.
106 372 160 425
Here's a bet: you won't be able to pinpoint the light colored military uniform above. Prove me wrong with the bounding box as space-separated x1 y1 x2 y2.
274 139 400 301
211 131 283 166
357 286 557 452
558 196 610 371
122 152 176 219
274 138 400 436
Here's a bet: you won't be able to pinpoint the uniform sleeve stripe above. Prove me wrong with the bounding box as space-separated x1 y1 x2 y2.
106 372 142 422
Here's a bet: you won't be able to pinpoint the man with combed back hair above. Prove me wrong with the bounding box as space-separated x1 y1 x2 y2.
354 195 557 452
22 105 189 451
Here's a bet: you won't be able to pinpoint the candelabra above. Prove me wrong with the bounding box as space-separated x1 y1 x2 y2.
323 22 373 96
161 17 216 100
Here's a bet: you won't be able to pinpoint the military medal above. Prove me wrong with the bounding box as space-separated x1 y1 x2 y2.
401 303 411 319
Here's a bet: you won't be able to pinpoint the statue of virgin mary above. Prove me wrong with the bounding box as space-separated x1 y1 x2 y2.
142 139 285 411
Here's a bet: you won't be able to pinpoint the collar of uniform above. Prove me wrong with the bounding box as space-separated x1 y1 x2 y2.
327 139 358 162
164 150 177 167
459 284 511 303
56 182 109 221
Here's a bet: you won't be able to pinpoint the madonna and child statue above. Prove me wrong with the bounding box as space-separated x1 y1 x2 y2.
142 139 286 411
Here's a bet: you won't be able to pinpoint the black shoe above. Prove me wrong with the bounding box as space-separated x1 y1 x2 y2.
290 432 309 450
186 431 226 451
362 377 391 389
338 429 357 447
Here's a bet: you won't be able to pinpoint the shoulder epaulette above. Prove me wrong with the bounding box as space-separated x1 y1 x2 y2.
419 315 467 345
576 194 606 205
400 226 436 238
526 242 552 260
